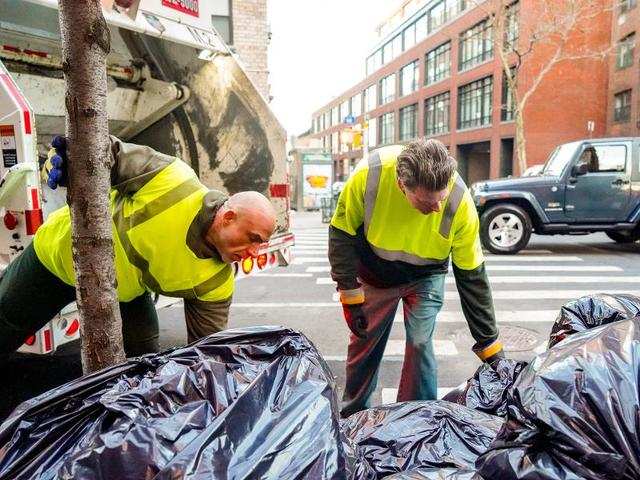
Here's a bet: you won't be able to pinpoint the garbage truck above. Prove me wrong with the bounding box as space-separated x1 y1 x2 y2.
0 0 294 354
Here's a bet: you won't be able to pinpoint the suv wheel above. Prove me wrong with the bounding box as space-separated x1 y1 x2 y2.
480 204 532 254
606 229 640 244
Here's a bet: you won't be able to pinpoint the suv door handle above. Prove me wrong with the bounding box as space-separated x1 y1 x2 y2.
612 179 630 186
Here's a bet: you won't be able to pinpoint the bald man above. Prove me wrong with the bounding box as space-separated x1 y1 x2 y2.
0 136 277 356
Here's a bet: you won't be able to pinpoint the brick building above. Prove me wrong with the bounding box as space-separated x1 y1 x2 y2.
211 0 271 101
310 0 612 185
608 0 640 136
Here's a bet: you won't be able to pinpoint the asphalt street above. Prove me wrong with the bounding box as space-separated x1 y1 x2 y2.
1 210 639 420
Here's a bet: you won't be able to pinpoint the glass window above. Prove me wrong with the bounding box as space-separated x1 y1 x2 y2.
614 89 632 122
404 22 417 50
383 41 394 64
331 106 339 126
457 76 493 129
399 104 418 141
340 100 350 122
501 69 516 122
415 14 428 43
459 19 493 71
368 116 378 147
579 145 627 173
425 91 450 136
428 1 446 32
380 112 395 145
379 73 397 105
351 93 362 117
331 132 338 154
617 33 635 69
620 0 637 14
400 61 419 96
366 55 375 75
542 142 579 176
365 84 377 111
393 34 403 57
373 49 383 71
505 2 519 49
425 41 451 85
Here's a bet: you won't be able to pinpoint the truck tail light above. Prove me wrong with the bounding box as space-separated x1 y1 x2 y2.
269 184 289 198
43 329 52 352
24 335 36 346
241 257 254 274
65 318 80 337
24 209 42 235
257 254 268 269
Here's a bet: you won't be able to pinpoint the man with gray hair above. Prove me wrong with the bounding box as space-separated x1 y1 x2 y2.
329 138 502 417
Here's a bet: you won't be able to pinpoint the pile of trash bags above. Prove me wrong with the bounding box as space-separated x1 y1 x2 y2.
1 294 640 479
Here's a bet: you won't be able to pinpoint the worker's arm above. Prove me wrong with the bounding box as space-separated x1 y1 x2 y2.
329 168 369 337
183 297 232 343
109 136 174 194
45 135 175 194
329 168 367 299
450 195 502 364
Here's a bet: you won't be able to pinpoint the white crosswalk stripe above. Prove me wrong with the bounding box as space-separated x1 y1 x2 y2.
293 257 329 264
330 289 640 302
317 275 640 286
307 265 621 274
484 255 583 262
394 310 559 324
381 387 455 404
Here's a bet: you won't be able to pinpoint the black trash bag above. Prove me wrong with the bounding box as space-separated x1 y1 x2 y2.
476 316 640 480
442 359 527 418
0 326 354 480
385 467 480 480
341 401 503 478
548 293 640 348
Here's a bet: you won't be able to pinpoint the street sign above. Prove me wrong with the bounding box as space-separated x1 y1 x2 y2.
344 115 355 125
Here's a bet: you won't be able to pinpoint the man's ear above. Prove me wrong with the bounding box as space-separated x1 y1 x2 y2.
222 209 236 224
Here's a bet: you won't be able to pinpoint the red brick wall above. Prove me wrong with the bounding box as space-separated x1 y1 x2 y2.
518 0 611 169
233 0 270 100
607 3 640 136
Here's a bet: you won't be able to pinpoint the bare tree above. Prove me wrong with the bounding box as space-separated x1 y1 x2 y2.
58 0 125 373
483 0 611 174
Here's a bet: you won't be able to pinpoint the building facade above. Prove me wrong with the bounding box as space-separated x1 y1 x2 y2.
310 0 612 185
608 0 640 136
231 0 271 101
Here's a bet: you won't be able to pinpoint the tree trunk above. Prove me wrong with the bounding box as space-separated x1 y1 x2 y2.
58 0 126 373
514 108 527 175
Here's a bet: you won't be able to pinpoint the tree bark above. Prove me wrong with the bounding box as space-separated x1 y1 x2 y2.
58 0 126 373
514 109 527 175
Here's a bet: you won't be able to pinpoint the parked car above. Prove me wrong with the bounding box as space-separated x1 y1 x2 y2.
471 138 640 254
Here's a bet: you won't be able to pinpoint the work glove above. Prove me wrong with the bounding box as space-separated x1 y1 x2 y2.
473 339 505 370
339 287 368 339
44 136 68 190
342 303 368 339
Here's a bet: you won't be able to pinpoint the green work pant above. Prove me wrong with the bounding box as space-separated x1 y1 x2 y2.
0 243 159 356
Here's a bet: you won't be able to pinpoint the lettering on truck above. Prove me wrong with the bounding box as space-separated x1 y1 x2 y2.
162 0 199 17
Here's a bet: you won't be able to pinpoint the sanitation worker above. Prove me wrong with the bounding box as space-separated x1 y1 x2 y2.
329 138 503 417
0 136 276 356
